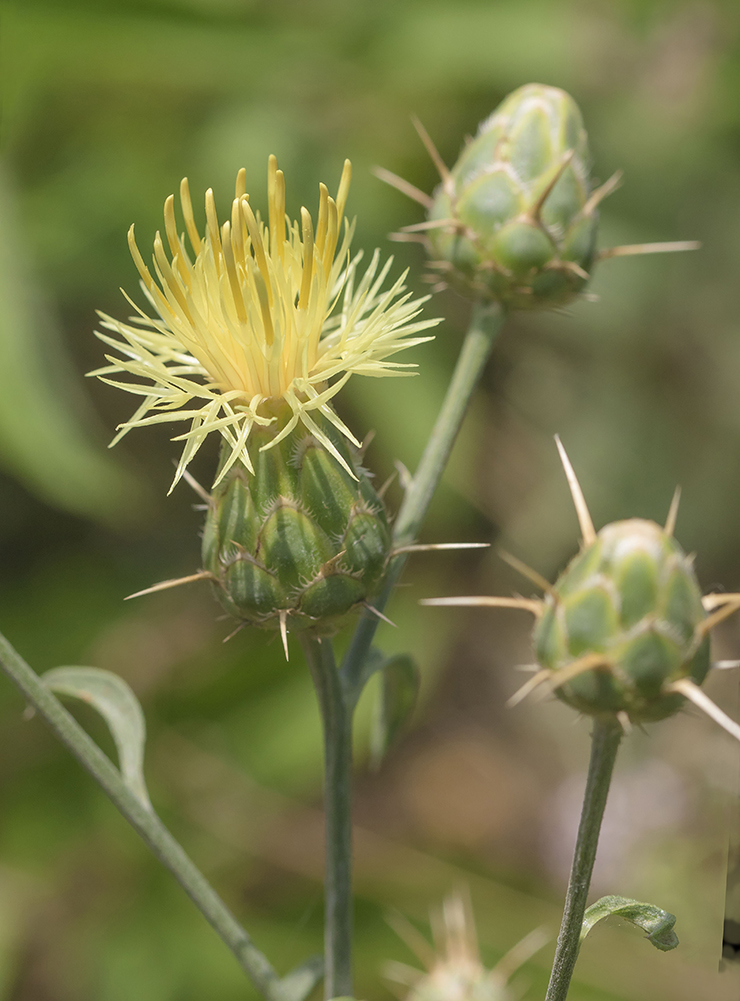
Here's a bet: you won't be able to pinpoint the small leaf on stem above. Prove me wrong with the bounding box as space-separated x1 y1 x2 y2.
42 666 151 810
580 895 679 952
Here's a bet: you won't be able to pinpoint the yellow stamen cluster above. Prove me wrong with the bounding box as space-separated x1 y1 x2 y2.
93 156 438 490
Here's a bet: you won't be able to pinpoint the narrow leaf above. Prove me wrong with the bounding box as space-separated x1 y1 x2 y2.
370 653 420 769
42 666 151 810
580 895 679 952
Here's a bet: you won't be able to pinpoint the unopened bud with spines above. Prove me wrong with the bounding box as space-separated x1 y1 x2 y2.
378 83 698 311
423 441 740 739
428 83 598 310
201 405 391 639
533 518 709 722
385 892 547 1001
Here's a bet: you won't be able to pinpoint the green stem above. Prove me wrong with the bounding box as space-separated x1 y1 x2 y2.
341 300 505 694
0 630 283 1001
301 635 353 999
545 718 623 1001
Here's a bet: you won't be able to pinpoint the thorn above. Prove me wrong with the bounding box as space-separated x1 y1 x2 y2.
702 592 740 611
598 240 700 261
558 259 590 281
420 595 544 615
664 485 681 537
554 435 596 546
377 470 397 500
514 663 541 673
394 460 412 492
22 704 36 721
388 231 428 244
528 149 575 223
124 571 215 600
222 620 247 643
715 660 740 670
371 166 433 209
498 549 557 596
393 542 490 556
279 610 290 661
507 669 551 708
318 550 347 575
399 218 459 233
549 652 612 692
666 677 740 743
492 926 550 982
385 910 436 969
582 169 623 216
696 596 740 636
617 710 632 735
358 428 375 460
410 116 453 190
181 467 213 505
363 602 397 627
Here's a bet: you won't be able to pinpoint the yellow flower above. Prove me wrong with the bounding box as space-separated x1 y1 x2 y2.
93 156 438 490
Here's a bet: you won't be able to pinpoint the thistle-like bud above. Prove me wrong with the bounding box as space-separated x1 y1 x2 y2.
534 518 709 722
428 83 598 309
202 404 391 638
379 83 698 310
385 892 546 1001
424 441 740 739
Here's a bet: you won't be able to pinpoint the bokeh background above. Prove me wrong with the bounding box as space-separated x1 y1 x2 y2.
2 0 740 998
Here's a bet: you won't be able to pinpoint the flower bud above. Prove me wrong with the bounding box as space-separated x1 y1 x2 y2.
534 519 709 722
428 83 599 309
202 404 391 637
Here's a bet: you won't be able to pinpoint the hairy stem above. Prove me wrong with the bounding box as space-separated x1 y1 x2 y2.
301 635 354 999
341 300 505 695
0 630 284 1000
545 717 623 1001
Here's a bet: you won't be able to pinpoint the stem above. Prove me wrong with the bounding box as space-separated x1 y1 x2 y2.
341 300 505 694
545 717 623 1001
0 630 283 1001
301 635 353 999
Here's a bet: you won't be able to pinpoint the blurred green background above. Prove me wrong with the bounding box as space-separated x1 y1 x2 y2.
2 0 740 998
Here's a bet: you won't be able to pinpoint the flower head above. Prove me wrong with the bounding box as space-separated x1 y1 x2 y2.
93 157 438 490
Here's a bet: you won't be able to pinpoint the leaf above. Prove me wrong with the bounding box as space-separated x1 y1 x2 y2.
580 895 679 953
42 666 151 810
369 652 420 769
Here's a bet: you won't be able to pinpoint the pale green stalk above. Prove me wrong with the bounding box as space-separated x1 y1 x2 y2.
298 300 505 995
545 718 623 1001
340 300 505 696
300 635 353 999
0 630 294 1001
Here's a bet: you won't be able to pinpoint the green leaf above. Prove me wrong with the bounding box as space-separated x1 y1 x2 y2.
42 666 151 810
369 652 420 769
580 895 679 952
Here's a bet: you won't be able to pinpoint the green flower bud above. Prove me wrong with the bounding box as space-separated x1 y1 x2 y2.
386 892 545 1001
202 404 391 638
533 519 709 722
428 83 601 310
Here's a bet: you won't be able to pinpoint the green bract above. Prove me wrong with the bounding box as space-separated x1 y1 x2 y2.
428 83 601 310
534 519 709 722
202 405 391 636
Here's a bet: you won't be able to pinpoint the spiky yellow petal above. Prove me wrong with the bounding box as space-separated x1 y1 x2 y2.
93 157 439 490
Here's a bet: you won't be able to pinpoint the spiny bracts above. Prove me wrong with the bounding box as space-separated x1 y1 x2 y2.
533 518 709 722
426 83 603 310
201 404 391 638
385 892 546 1001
